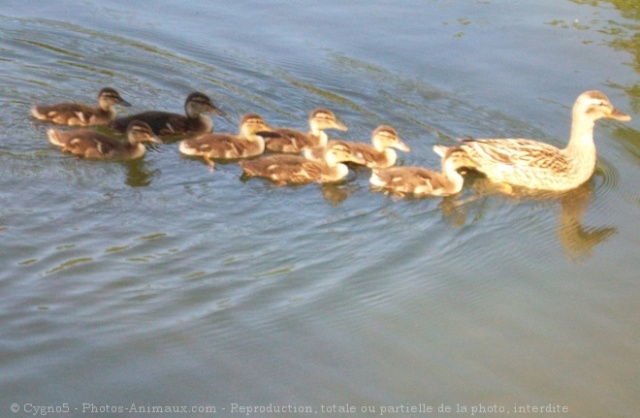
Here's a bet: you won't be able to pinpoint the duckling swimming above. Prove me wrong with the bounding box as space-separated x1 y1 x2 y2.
110 92 225 136
47 120 161 160
31 87 130 126
265 108 348 153
304 125 410 168
239 141 365 185
433 90 631 192
178 113 273 168
370 147 473 197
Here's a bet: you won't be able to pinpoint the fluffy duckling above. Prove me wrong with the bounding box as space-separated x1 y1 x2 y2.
370 147 473 197
433 90 631 192
178 113 273 168
110 92 225 136
239 141 365 185
265 108 348 153
31 87 130 126
47 120 161 160
304 125 410 168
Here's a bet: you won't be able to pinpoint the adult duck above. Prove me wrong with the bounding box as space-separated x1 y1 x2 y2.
433 90 631 192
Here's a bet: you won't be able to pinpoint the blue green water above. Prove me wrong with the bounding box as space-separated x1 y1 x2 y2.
1 1 639 417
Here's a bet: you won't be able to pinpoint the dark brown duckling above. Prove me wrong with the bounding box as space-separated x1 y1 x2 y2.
47 120 161 160
110 92 225 136
31 87 131 126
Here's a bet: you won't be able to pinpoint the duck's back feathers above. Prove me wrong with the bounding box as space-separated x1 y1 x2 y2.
111 111 212 136
31 87 129 126
370 166 448 196
239 155 324 185
48 129 128 158
266 129 320 153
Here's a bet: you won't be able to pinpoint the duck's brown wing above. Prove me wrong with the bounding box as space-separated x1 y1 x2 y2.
462 139 568 171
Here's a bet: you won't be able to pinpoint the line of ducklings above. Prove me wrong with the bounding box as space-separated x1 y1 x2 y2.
32 88 631 196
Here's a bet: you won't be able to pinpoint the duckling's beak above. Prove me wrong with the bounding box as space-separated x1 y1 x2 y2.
331 121 348 132
208 105 226 117
147 134 163 144
609 108 631 122
119 98 132 107
393 138 411 152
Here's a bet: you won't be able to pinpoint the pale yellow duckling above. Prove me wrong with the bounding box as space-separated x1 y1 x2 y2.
178 113 273 168
47 120 161 160
433 90 631 192
110 92 225 136
370 147 473 197
304 125 410 168
265 108 348 153
31 87 131 126
239 141 365 185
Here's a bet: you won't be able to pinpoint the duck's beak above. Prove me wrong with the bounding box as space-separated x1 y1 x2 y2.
393 138 411 152
147 134 163 144
119 98 132 107
208 105 226 117
331 120 348 132
609 108 631 122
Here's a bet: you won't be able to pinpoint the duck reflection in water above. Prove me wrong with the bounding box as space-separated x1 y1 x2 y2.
438 176 616 261
122 157 158 187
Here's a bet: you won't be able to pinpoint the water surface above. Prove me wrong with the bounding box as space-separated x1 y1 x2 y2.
1 1 639 417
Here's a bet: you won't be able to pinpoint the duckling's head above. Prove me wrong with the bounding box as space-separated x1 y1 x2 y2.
240 113 273 137
324 141 366 166
184 92 226 118
126 120 163 145
371 125 410 152
574 90 631 122
98 87 131 109
309 108 348 133
441 146 476 171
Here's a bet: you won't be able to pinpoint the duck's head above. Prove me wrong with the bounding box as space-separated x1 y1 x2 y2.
574 90 631 122
371 125 410 152
126 120 163 145
309 108 348 133
185 92 226 118
324 141 366 166
240 113 274 137
98 87 131 109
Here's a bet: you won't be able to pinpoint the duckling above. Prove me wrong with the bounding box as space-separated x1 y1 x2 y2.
370 147 473 197
265 108 348 153
433 90 631 192
47 120 161 160
304 125 410 168
110 92 225 136
31 87 130 126
178 113 273 168
239 141 365 185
